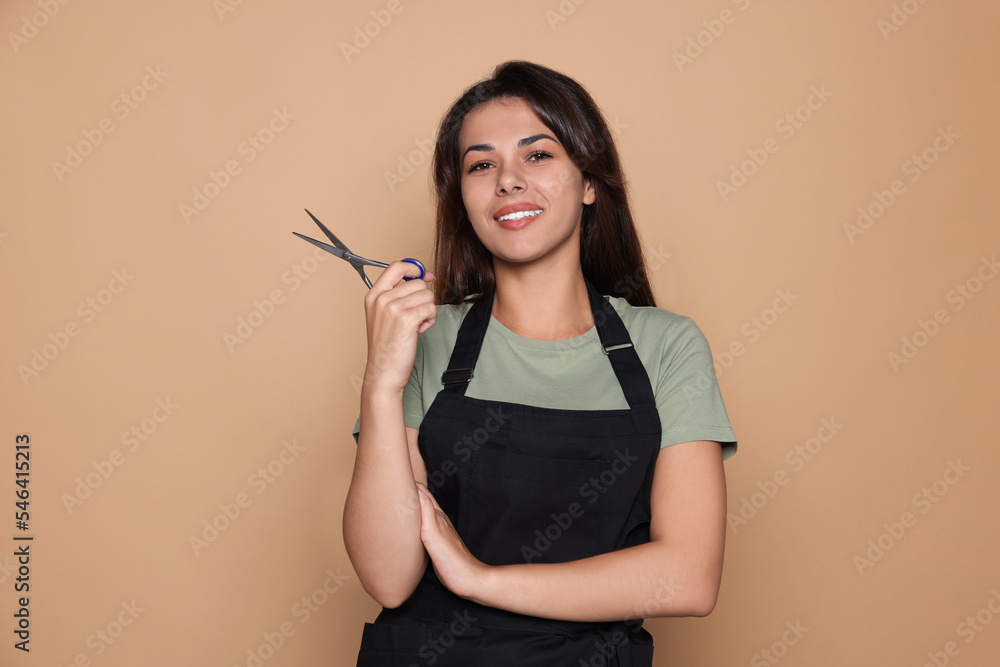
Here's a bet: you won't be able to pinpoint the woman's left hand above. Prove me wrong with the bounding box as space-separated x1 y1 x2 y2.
415 481 490 600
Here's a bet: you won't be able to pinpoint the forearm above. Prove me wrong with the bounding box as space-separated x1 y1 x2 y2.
343 386 427 607
471 540 721 622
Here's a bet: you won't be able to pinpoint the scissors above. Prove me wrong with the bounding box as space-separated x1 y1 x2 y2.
292 209 425 289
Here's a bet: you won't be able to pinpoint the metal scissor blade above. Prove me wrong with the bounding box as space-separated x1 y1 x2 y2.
292 232 353 260
293 232 388 269
304 208 351 252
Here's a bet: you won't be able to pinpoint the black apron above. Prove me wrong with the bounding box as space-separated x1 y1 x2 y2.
357 278 662 666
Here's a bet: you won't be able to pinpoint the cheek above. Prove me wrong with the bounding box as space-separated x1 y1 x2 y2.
460 179 485 217
459 187 489 238
541 168 580 202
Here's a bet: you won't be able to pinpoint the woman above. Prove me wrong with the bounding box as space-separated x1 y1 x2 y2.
345 60 737 666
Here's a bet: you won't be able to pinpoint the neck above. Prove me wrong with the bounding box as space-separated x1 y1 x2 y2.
490 257 593 341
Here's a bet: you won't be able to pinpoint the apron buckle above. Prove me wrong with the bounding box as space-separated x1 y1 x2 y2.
441 367 475 384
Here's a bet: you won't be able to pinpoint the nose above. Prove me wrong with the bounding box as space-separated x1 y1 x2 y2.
495 161 526 195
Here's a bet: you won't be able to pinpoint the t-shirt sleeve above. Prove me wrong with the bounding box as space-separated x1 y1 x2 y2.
401 339 426 430
351 335 426 443
655 316 738 460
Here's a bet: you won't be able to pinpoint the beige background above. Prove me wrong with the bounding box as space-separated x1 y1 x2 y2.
2 0 999 665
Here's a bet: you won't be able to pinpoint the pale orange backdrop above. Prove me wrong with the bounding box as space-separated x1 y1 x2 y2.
2 0 999 665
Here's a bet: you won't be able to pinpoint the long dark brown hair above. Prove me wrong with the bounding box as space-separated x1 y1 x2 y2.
430 60 656 307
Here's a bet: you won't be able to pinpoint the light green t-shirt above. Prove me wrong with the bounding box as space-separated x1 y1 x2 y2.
353 296 737 460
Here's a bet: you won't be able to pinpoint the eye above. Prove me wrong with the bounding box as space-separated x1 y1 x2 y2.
466 160 492 173
527 151 553 162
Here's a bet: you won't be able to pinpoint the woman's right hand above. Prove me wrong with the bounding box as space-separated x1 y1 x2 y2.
362 261 437 394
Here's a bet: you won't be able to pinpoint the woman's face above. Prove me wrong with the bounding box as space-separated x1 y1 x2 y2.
458 97 595 270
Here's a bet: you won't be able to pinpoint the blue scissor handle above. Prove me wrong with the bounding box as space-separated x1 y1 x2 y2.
400 258 426 281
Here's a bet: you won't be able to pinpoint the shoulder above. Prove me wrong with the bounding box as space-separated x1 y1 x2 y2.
604 296 705 349
603 296 716 379
429 301 475 334
434 300 476 323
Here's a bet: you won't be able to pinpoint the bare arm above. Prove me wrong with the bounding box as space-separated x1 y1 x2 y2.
343 262 436 608
418 439 727 620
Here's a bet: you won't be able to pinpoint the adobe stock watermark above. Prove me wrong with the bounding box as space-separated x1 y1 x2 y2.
561 579 677 660
51 66 168 182
223 245 333 352
55 600 145 666
843 126 959 243
887 253 997 372
921 588 1000 667
17 268 135 386
877 0 935 41
576 622 646 667
179 106 295 223
414 609 478 665
384 135 434 192
672 0 757 73
544 0 589 31
393 407 510 523
339 0 415 63
520 448 641 563
716 85 833 202
213 0 248 21
188 439 306 556
61 397 179 514
8 0 73 54
232 567 352 667
630 576 682 619
684 287 800 401
727 416 843 534
574 580 683 664
750 620 809 666
853 458 971 576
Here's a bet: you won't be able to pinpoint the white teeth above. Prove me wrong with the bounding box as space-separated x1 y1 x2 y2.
496 209 543 222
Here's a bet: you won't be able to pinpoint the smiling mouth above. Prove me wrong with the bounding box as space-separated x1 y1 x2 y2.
495 209 543 222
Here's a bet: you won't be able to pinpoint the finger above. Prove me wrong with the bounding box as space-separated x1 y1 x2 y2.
416 307 437 334
374 270 434 311
420 485 445 514
416 486 437 533
365 273 435 313
416 482 447 514
398 281 436 335
365 280 437 330
398 260 426 281
366 262 415 299
370 260 427 292
378 295 437 338
416 482 433 504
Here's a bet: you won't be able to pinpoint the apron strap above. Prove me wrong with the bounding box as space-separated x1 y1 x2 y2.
440 278 657 411
583 278 657 411
440 290 495 391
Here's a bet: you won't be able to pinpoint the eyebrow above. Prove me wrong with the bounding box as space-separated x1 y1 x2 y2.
461 133 558 160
